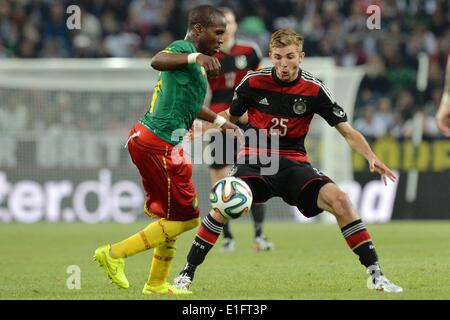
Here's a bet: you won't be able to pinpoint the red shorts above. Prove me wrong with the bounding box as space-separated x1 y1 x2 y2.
127 123 200 221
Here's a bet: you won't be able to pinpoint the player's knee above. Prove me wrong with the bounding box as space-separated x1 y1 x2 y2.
159 241 177 256
210 208 228 223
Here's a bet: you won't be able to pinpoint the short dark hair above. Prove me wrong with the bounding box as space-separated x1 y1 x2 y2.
187 5 225 30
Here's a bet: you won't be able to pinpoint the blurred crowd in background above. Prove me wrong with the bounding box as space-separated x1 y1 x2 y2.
0 89 146 133
0 0 449 138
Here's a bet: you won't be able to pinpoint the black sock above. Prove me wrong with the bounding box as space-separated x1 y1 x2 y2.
251 203 265 238
341 219 381 273
181 213 224 280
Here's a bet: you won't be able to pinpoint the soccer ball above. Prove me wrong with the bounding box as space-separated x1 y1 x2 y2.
209 177 253 220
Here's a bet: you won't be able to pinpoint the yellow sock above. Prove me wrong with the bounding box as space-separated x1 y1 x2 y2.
110 233 146 259
110 217 199 259
146 238 177 287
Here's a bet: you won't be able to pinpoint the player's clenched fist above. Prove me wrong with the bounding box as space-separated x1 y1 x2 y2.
196 54 221 77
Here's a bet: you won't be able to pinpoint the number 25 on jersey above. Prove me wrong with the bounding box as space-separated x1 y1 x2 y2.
270 118 288 136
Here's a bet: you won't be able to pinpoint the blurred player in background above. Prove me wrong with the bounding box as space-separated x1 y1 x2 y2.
436 54 450 136
93 5 241 295
205 7 273 252
173 29 403 294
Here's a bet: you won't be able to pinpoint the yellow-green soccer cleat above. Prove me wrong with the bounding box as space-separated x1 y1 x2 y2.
142 282 193 295
93 244 129 289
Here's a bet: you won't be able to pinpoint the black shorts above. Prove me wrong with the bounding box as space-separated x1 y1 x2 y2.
206 131 240 170
230 156 333 218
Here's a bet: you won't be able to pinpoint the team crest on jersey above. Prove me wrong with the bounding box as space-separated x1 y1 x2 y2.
293 98 307 115
235 55 248 70
192 197 199 209
332 106 346 118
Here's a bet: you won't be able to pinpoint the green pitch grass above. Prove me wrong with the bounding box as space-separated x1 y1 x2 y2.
1 221 449 300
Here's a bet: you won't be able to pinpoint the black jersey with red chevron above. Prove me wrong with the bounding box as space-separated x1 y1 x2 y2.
230 67 348 162
208 40 262 114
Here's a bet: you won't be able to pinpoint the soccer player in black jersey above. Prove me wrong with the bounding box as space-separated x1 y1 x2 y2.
174 29 403 293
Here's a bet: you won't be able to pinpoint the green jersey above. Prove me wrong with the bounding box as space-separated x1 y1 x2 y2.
139 40 208 145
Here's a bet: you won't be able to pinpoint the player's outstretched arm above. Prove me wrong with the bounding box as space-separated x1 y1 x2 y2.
220 108 242 124
151 51 221 74
196 107 238 129
335 122 396 185
197 107 243 143
190 109 243 140
196 108 241 130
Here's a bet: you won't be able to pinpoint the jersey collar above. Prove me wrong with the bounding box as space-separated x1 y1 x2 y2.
271 67 302 87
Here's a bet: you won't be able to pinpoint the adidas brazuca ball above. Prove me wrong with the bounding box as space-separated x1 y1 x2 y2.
209 177 253 220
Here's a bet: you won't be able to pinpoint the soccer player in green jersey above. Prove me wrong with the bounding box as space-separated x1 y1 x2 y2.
93 5 241 295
